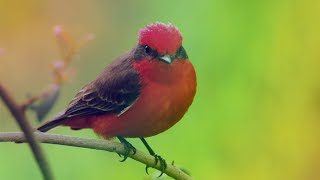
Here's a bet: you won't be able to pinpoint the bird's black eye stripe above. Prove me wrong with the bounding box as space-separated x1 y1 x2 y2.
144 45 152 54
134 45 159 61
142 45 158 58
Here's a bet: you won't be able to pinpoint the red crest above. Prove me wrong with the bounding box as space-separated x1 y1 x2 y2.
139 22 182 54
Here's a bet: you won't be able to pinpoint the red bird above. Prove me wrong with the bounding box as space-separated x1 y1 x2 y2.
37 22 197 174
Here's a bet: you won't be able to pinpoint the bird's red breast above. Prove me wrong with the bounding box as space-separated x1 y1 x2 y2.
89 58 196 138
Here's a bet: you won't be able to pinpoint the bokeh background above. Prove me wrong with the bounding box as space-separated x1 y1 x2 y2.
1 0 320 179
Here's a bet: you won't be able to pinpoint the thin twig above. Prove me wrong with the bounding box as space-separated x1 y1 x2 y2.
0 83 54 180
20 95 39 111
0 132 193 180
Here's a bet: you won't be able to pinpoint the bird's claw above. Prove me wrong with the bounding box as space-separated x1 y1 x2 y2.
145 154 167 177
119 140 136 162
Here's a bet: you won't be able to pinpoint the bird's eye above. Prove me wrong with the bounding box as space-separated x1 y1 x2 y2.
144 45 152 55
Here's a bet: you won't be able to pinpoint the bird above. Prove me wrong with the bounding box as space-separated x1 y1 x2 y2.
37 22 197 175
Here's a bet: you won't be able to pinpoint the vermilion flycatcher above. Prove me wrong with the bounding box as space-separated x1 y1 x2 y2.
37 22 197 174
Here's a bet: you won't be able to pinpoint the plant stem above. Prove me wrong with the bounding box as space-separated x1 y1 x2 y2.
0 132 192 180
0 83 54 180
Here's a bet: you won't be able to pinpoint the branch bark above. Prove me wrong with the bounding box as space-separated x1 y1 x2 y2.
0 83 54 180
0 132 193 180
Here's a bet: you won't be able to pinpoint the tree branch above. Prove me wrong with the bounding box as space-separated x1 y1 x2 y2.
0 132 193 180
0 83 54 180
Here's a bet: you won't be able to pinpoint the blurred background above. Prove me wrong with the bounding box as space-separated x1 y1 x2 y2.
1 0 320 179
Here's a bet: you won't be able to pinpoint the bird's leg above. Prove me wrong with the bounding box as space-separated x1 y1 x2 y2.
140 138 167 177
117 136 136 162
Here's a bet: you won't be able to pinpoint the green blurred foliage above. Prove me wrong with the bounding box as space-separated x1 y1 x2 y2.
1 0 320 179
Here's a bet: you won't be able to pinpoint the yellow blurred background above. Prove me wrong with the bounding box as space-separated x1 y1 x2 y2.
1 0 320 179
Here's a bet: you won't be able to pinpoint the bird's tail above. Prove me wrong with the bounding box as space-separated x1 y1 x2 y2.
36 115 66 132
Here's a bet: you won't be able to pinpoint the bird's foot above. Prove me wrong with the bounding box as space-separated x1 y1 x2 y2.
146 154 167 177
117 137 136 162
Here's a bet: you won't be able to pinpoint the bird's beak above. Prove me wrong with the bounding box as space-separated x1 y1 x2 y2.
159 54 172 64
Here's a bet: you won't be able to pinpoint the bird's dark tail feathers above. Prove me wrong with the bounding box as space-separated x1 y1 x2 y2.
36 116 66 132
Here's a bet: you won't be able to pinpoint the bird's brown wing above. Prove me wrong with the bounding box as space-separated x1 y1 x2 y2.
37 55 141 132
64 59 141 118
65 79 139 117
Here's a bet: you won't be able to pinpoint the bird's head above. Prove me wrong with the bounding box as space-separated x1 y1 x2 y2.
136 22 188 64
